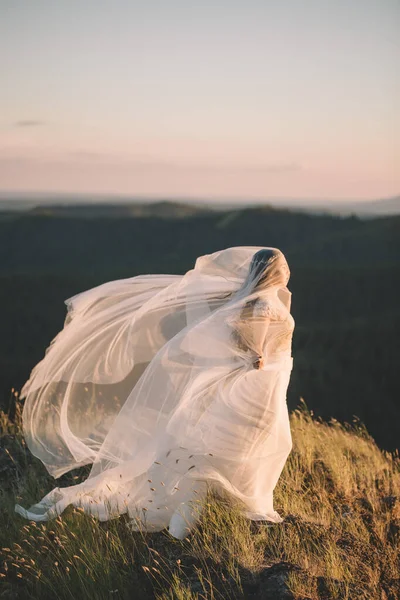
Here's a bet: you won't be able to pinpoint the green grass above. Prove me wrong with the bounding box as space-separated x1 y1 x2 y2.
1 394 399 599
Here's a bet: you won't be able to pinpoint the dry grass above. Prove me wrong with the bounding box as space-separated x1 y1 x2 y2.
1 393 399 599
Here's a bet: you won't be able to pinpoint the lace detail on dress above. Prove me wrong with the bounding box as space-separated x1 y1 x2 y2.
225 297 284 330
252 298 282 321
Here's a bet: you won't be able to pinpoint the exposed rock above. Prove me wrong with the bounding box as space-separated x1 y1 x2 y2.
317 576 348 600
243 562 313 600
382 495 398 509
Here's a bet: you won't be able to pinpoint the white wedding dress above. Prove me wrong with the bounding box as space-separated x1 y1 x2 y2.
15 246 294 537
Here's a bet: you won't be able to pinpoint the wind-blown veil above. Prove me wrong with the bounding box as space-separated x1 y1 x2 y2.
16 245 292 525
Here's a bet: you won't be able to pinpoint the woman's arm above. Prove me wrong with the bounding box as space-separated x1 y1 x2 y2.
231 302 271 369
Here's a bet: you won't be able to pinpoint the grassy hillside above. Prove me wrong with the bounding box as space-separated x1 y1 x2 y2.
1 397 399 599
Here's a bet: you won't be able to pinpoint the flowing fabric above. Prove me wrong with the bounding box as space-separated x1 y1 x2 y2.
15 246 295 530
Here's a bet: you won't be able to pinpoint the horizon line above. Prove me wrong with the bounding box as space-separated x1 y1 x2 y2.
0 190 398 205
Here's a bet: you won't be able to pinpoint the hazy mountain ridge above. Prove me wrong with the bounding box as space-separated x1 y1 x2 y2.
0 193 399 218
343 194 400 216
0 199 214 220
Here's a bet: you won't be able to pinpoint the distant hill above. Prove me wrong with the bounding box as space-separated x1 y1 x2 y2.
287 214 400 266
9 200 214 219
2 204 399 274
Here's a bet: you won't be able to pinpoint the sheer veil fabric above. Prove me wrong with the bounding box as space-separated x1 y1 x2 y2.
15 246 295 531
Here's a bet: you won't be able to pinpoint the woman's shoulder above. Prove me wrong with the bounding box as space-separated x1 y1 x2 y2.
253 295 287 320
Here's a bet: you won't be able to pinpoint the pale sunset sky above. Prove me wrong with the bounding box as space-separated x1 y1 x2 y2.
0 0 399 202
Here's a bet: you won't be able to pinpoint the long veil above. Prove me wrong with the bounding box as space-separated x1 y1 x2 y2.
15 246 293 526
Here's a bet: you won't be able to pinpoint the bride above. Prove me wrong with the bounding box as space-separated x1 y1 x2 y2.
15 246 295 540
